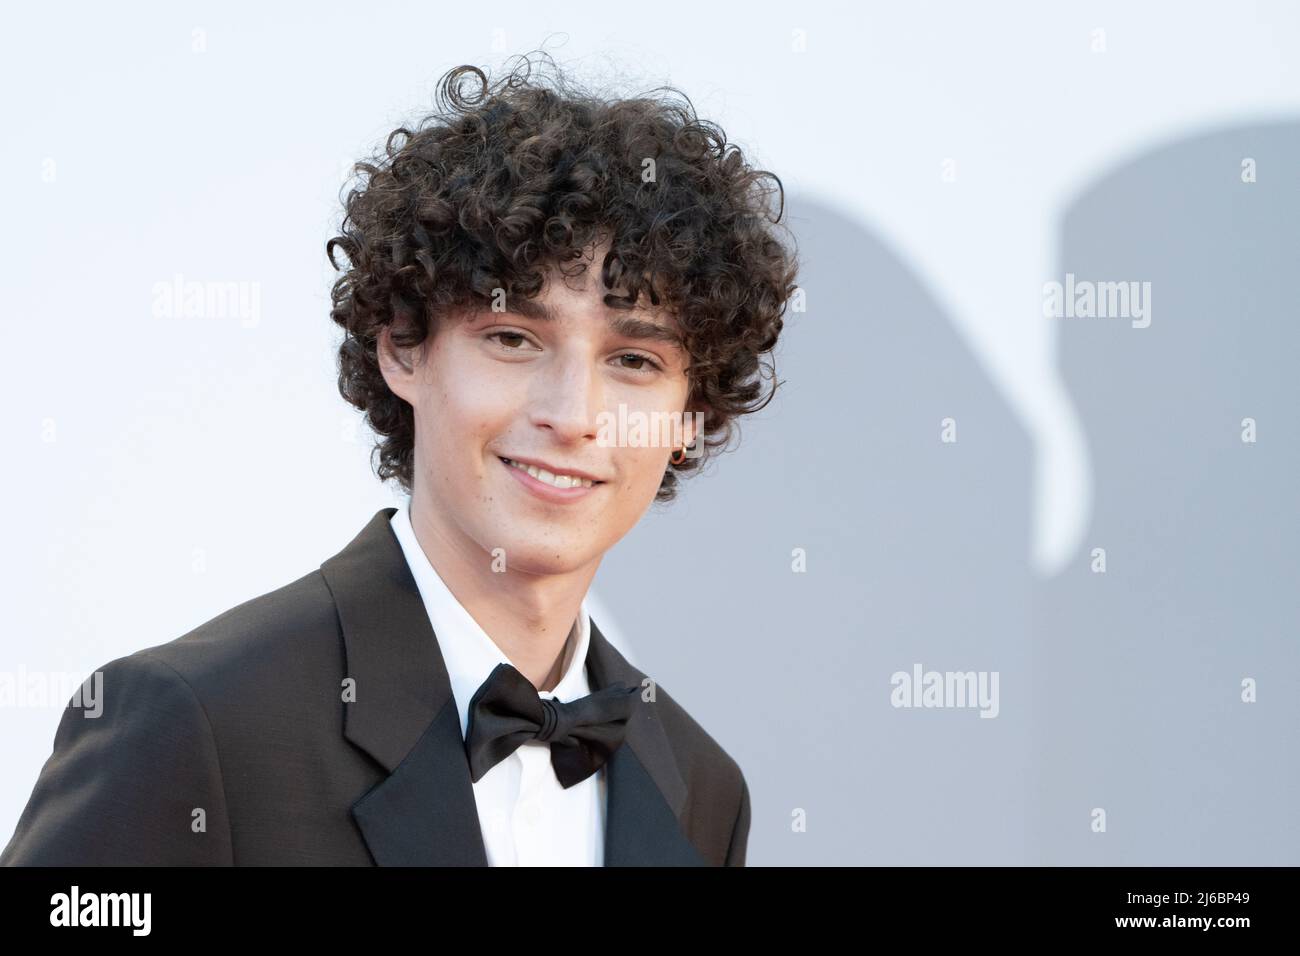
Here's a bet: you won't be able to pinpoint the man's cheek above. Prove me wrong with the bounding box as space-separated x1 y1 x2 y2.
629 451 665 493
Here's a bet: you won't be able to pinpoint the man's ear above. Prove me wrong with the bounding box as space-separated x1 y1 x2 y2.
376 324 419 402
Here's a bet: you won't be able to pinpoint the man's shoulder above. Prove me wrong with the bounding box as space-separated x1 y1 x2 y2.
125 568 342 709
1 569 344 866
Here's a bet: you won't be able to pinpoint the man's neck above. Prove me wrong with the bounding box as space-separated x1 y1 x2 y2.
407 494 598 693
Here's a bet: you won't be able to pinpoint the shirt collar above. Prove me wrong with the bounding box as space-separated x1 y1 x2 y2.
388 497 593 739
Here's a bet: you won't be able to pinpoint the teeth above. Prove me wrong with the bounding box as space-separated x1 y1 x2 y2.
503 458 594 489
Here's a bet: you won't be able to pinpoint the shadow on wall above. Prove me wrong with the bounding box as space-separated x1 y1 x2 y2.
596 195 1035 865
1032 120 1300 865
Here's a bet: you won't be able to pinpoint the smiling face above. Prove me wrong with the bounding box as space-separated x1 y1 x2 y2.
378 238 697 578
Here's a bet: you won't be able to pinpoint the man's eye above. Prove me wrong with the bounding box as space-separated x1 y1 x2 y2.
618 353 662 373
486 332 661 374
487 331 533 351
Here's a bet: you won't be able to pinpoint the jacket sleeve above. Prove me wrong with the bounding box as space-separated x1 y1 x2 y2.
0 651 234 866
723 773 751 867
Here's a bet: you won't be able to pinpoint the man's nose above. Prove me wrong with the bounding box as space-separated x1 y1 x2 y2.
528 349 604 441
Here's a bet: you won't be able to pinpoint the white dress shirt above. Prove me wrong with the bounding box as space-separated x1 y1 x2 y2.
388 498 606 866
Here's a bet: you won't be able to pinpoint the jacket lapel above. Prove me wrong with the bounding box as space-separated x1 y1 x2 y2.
585 618 707 866
320 507 706 866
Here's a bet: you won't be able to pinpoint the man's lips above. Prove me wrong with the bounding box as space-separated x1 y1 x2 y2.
498 456 606 502
497 455 606 485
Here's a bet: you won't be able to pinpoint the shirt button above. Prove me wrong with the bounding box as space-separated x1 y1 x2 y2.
521 802 541 826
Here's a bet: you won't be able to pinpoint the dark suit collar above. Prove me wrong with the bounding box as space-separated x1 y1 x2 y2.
318 507 704 866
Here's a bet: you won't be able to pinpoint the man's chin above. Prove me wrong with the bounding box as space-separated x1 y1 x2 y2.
480 534 602 577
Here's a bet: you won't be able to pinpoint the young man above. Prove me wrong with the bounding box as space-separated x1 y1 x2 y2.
1 55 799 866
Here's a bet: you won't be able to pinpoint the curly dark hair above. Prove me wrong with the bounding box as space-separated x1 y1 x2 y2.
326 52 800 502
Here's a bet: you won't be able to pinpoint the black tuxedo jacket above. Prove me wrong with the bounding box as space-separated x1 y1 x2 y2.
1 508 750 866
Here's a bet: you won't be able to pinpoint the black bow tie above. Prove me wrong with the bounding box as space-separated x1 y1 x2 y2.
464 662 640 788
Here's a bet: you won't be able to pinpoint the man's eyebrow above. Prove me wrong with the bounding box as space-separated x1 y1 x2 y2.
504 296 685 349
